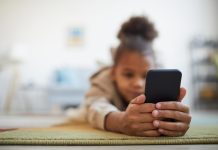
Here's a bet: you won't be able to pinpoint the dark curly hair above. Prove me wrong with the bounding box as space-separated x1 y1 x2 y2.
117 16 158 42
113 16 158 66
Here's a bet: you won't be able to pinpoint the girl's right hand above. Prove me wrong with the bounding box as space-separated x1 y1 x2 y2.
119 95 160 137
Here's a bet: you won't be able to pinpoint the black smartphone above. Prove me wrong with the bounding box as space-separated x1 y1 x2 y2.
144 69 182 103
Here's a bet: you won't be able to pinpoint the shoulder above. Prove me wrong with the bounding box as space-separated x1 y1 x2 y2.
86 66 115 98
90 66 112 83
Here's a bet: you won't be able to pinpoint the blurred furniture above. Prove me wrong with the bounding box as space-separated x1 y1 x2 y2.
190 37 218 110
0 68 20 114
47 86 86 109
0 69 15 113
0 47 22 114
47 67 93 110
13 84 50 114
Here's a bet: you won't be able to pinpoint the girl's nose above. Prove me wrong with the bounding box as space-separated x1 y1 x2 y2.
133 78 144 88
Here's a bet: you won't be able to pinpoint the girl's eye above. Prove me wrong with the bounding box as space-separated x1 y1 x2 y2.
123 72 134 78
142 73 147 79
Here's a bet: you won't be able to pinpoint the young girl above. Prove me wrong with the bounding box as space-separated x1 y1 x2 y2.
84 16 191 137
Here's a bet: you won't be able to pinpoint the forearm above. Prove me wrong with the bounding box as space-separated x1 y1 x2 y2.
105 111 124 133
86 97 119 130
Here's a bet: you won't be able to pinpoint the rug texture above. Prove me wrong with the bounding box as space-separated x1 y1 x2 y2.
0 122 218 145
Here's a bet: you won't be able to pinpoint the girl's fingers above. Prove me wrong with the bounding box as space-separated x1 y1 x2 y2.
128 102 156 113
137 130 161 137
129 95 156 113
152 109 192 123
134 113 156 123
131 123 157 131
156 101 190 113
153 120 190 132
139 103 156 113
158 128 185 137
130 95 145 104
178 87 186 101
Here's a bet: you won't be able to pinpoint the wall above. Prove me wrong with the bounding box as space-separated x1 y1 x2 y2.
0 0 218 107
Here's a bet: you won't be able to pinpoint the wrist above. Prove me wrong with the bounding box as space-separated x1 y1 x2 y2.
104 111 124 133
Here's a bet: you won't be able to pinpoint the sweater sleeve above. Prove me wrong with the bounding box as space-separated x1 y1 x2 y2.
84 67 120 130
85 96 119 130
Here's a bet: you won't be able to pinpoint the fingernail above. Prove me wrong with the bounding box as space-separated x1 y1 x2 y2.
152 110 159 117
135 97 139 103
153 120 159 127
156 103 161 109
158 128 164 133
138 95 145 103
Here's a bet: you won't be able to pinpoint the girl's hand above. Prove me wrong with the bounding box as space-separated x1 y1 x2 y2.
119 95 161 137
152 87 192 136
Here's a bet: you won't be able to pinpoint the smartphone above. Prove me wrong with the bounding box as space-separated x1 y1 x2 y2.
144 69 182 103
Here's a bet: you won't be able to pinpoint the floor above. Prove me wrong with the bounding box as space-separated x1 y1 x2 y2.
1 111 218 129
0 145 218 150
0 111 218 150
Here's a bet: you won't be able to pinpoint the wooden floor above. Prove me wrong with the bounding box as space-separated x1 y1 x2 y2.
1 145 218 150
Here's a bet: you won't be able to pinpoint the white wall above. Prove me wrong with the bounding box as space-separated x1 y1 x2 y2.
0 0 218 106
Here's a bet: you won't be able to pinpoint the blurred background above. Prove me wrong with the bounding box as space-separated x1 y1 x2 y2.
0 0 218 127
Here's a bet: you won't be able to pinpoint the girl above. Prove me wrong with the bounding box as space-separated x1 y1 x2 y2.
84 16 191 137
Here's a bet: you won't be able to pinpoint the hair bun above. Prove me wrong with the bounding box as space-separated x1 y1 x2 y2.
117 16 158 42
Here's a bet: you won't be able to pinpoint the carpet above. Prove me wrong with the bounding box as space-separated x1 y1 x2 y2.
0 122 218 145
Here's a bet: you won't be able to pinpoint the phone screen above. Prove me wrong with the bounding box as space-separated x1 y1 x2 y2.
144 69 182 103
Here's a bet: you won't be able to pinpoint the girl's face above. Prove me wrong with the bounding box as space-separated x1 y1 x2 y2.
112 51 155 103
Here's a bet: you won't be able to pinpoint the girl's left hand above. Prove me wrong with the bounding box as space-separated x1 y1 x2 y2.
151 87 192 136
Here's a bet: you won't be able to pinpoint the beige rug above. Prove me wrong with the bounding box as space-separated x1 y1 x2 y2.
0 122 218 145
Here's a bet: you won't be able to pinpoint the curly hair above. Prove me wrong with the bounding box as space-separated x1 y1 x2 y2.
113 16 158 66
117 16 158 42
